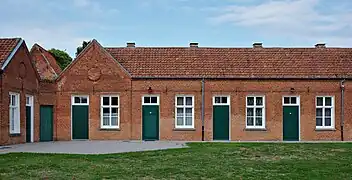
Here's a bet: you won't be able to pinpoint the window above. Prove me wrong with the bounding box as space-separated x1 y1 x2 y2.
246 96 265 129
143 96 159 105
9 92 20 134
72 96 89 105
101 96 119 128
213 96 229 105
283 96 298 105
175 96 194 128
316 96 334 129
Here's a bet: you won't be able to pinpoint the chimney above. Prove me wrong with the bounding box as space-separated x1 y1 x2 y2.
126 42 135 48
315 43 326 48
189 42 199 48
253 42 263 48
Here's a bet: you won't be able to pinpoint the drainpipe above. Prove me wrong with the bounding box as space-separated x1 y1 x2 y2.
340 79 345 141
201 78 205 141
0 69 3 143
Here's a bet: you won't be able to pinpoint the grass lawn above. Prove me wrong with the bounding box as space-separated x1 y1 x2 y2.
1 143 352 179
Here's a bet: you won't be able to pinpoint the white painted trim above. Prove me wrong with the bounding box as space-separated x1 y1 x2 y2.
71 95 89 140
245 95 265 129
282 95 301 141
212 95 231 141
100 95 120 129
1 39 24 70
141 94 161 140
9 92 20 134
315 96 335 129
142 95 160 105
26 95 34 142
175 95 195 129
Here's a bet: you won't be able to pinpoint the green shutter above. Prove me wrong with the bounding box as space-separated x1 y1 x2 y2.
40 106 53 142
283 106 299 141
72 105 89 139
213 106 230 140
142 105 159 140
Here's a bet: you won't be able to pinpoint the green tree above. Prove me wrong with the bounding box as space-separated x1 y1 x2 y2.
48 49 73 70
76 41 91 57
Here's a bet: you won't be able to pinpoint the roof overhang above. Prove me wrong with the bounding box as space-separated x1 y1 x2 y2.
1 39 24 70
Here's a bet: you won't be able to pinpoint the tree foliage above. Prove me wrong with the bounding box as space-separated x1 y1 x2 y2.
76 41 91 57
48 48 73 70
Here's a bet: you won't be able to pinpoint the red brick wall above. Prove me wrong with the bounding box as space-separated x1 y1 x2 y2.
0 42 39 145
55 41 131 141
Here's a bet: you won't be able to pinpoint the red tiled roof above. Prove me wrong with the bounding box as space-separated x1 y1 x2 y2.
30 44 61 80
0 38 21 68
105 47 352 79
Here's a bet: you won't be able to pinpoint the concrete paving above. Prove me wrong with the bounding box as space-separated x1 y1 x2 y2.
0 141 187 154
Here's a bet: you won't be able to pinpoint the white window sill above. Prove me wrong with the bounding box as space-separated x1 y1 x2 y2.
245 127 267 131
315 127 336 131
173 127 195 131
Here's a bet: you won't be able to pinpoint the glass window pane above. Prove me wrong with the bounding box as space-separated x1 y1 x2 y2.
177 117 183 125
325 118 331 126
221 97 227 104
185 117 192 126
284 97 290 104
144 97 150 104
177 97 183 106
10 108 15 131
111 97 118 106
255 117 262 126
103 116 109 126
325 108 331 117
316 118 322 126
291 97 297 104
103 97 109 105
247 108 254 116
186 97 192 105
325 97 332 106
215 97 221 104
103 108 110 116
256 108 262 117
247 117 254 126
112 108 118 116
81 97 87 104
186 108 192 116
316 108 323 117
151 97 157 104
74 97 80 104
317 97 323 106
111 116 118 126
247 97 254 106
177 108 184 117
12 95 16 106
256 97 263 106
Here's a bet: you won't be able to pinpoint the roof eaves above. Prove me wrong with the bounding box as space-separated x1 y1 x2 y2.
1 38 23 70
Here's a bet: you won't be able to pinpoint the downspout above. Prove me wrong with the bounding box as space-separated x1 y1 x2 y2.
340 79 345 141
130 80 133 140
0 70 3 144
201 78 205 141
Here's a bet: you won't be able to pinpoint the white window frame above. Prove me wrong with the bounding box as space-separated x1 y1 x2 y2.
282 96 300 106
9 92 20 134
316 96 335 129
100 95 120 129
246 95 265 129
71 95 89 106
213 95 230 106
26 95 34 142
142 95 160 105
175 95 194 129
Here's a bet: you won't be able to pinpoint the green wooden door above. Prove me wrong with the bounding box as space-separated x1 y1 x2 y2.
40 106 53 142
26 106 31 142
213 106 230 140
142 105 159 140
72 105 89 139
283 106 299 141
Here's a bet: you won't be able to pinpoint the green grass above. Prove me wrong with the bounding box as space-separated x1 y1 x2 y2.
1 143 352 179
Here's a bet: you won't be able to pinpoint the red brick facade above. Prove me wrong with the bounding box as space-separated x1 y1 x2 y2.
1 38 351 145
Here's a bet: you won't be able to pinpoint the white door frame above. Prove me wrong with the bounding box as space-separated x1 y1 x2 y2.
282 96 301 141
141 95 160 140
212 95 231 141
26 95 34 142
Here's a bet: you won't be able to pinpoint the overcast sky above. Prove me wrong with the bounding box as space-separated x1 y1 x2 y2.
1 0 352 56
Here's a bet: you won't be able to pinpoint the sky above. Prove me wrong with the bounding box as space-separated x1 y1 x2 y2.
1 0 352 57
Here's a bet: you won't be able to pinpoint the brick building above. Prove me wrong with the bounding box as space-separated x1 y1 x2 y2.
1 38 352 145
